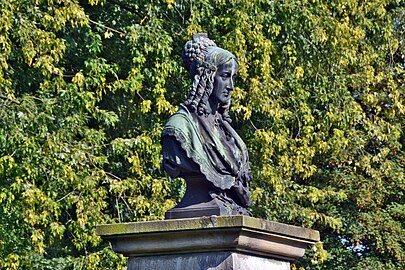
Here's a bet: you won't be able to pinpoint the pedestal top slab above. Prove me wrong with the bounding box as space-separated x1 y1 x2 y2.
97 216 319 262
97 215 319 242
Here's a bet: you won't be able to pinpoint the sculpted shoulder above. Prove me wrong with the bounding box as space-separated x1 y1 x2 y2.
162 104 201 142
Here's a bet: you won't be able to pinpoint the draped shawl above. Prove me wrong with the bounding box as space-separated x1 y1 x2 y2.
161 104 251 190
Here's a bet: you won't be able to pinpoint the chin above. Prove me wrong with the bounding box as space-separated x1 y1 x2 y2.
219 100 229 106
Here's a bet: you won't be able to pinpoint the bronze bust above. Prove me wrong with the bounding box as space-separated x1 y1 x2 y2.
162 33 252 219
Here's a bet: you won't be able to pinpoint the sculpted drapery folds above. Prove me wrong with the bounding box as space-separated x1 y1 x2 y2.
161 33 252 218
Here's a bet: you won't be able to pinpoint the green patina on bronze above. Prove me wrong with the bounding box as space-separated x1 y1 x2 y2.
161 34 252 218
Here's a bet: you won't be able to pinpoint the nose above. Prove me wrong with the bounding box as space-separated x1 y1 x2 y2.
227 78 234 90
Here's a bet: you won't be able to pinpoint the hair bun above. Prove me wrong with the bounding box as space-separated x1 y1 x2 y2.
182 33 216 73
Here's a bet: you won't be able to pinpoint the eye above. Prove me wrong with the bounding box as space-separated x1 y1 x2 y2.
220 73 231 79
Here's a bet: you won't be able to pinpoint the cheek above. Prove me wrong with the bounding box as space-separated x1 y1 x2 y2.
213 78 223 92
213 77 219 88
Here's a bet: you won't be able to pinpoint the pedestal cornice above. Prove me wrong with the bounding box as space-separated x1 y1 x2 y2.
97 215 319 262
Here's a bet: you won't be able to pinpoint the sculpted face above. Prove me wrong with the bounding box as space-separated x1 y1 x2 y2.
211 59 238 105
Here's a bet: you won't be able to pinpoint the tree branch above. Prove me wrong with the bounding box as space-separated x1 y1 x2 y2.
88 18 126 36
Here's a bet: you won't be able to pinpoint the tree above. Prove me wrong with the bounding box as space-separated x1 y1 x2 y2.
0 0 403 269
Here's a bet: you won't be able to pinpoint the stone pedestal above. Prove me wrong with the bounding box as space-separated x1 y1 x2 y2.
96 215 320 270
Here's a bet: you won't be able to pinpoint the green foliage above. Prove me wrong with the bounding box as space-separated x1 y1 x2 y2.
0 0 404 269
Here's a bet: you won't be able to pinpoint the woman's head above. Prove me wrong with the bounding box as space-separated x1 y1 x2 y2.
211 58 238 105
182 33 238 121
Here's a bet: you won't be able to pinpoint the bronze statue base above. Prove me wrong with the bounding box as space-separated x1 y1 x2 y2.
165 175 251 219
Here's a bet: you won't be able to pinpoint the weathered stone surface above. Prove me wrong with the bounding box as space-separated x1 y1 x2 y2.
97 215 320 269
128 252 290 270
97 215 320 243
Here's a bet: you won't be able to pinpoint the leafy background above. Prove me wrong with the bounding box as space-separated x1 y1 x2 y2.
0 0 404 269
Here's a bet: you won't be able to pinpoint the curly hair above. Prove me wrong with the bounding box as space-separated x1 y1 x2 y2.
182 33 237 123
